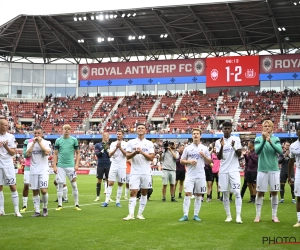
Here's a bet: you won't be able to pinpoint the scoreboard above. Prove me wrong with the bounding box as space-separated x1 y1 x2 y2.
206 56 259 87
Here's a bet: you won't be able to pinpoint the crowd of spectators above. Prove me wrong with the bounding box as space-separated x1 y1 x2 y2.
1 88 300 135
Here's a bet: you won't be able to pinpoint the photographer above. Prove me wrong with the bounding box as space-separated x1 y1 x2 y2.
160 140 179 202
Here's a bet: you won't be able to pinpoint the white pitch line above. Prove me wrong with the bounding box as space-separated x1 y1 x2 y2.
3 202 112 216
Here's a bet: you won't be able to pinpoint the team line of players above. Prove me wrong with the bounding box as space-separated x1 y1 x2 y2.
0 119 300 227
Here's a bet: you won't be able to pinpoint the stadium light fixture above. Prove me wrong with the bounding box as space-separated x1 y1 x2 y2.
74 16 77 21
127 14 131 17
110 14 114 19
294 2 297 5
78 39 84 43
132 13 137 17
83 16 87 21
97 38 105 42
164 34 168 38
278 27 282 31
128 36 135 40
142 35 146 39
114 15 117 18
99 14 104 20
108 37 114 41
105 15 109 19
91 15 95 20
282 27 286 31
160 34 164 38
122 14 125 18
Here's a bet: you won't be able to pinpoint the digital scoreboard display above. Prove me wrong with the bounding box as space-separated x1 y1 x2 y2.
206 56 259 87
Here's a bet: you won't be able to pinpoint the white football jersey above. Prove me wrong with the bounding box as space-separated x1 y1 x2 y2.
126 138 154 175
181 143 211 179
0 133 16 169
290 140 300 179
27 139 51 174
110 140 127 169
215 136 242 174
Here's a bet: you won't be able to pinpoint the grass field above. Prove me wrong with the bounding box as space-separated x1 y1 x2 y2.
1 174 299 250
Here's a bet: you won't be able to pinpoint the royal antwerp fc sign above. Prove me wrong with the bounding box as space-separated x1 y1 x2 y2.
79 59 206 80
260 54 300 73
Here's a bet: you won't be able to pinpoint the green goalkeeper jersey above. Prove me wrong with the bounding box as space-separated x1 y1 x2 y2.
254 135 282 172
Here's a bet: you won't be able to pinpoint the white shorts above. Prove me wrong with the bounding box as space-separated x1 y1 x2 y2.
129 174 152 189
184 178 206 194
29 174 49 190
256 172 280 192
126 174 130 184
108 168 126 183
57 168 77 184
219 172 241 192
0 168 16 186
295 178 300 197
162 170 176 185
24 171 30 184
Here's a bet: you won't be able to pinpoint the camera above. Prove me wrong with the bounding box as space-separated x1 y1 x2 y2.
163 140 174 149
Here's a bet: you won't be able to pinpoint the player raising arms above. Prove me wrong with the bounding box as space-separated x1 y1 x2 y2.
215 121 243 224
179 128 212 222
254 120 282 223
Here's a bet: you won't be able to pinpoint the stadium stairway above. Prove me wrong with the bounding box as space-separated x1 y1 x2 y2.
100 97 124 132
279 97 288 130
233 97 242 131
173 95 183 114
90 98 104 118
147 96 162 120
216 95 223 115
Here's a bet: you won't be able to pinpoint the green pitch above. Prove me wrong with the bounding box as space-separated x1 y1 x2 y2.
1 175 299 250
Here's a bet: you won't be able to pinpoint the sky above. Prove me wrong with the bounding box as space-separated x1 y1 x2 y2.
0 0 243 26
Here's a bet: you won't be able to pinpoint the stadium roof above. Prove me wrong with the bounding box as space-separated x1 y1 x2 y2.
0 0 299 63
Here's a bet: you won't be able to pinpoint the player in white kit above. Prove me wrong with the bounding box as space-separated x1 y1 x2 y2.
215 121 243 224
179 128 212 222
102 130 127 207
288 126 300 227
0 119 22 217
123 123 155 220
26 126 51 217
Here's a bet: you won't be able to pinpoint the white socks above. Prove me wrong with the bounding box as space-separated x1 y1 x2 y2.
71 182 79 206
116 186 123 203
33 195 40 213
63 186 68 200
138 195 147 215
194 196 202 216
42 193 48 209
11 191 19 213
271 194 278 218
105 186 113 203
255 195 264 217
128 197 136 215
183 196 191 216
223 192 231 217
23 197 28 208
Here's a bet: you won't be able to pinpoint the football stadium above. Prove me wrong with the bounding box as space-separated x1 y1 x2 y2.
1 0 300 249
